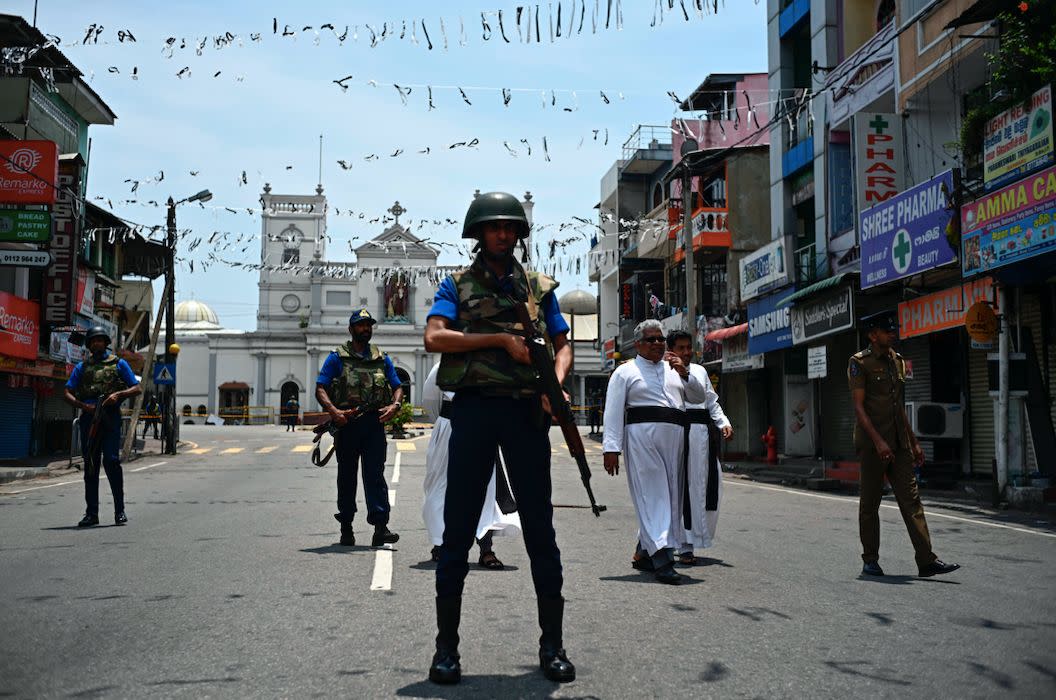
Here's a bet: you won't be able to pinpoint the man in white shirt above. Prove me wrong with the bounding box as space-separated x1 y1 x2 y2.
667 330 732 564
602 320 709 584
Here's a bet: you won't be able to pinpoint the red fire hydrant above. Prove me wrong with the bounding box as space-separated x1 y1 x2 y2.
761 426 778 465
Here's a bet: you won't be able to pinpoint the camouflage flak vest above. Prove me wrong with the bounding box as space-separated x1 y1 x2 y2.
74 354 127 401
327 342 394 410
437 255 559 394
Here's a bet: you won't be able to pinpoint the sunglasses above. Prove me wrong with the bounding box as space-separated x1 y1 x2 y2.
640 336 666 344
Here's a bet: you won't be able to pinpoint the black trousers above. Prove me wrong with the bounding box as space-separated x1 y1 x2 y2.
79 409 124 516
436 393 563 599
334 410 390 527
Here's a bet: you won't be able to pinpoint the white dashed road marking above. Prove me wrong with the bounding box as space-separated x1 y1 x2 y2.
392 453 401 484
370 548 394 591
130 461 168 473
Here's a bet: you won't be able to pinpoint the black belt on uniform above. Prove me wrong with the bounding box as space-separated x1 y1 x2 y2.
625 406 687 426
686 409 721 512
439 400 453 419
625 405 692 528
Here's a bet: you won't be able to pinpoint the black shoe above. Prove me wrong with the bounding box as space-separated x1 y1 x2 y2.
631 553 655 572
918 560 960 577
862 562 885 577
372 526 399 547
430 596 462 684
339 524 355 547
654 565 683 585
537 596 576 682
115 511 128 526
78 514 99 527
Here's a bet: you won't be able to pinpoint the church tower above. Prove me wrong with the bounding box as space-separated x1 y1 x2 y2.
256 183 327 331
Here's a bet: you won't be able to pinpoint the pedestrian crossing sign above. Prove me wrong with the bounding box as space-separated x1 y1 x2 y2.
154 363 176 385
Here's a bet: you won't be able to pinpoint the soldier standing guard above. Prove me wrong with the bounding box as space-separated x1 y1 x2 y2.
63 326 142 527
848 310 960 578
423 191 576 685
315 309 403 548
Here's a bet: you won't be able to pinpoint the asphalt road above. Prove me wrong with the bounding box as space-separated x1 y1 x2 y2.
1 423 1055 699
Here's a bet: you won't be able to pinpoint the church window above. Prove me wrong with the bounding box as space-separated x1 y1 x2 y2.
282 246 299 264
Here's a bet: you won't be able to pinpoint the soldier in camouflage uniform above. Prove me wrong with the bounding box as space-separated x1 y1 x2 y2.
423 192 576 685
849 310 960 579
63 326 141 527
316 308 404 548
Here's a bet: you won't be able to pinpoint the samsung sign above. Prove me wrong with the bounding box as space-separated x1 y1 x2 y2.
748 287 795 355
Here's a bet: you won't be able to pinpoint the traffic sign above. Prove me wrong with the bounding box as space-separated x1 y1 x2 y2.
153 363 176 385
0 250 51 267
0 210 51 242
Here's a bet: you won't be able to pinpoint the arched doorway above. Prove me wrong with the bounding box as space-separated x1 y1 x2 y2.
395 368 411 404
280 380 300 427
280 381 300 406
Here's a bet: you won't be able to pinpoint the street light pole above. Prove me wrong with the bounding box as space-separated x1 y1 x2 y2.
163 190 212 455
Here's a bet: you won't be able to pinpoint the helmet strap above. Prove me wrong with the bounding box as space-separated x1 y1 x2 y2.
519 238 529 264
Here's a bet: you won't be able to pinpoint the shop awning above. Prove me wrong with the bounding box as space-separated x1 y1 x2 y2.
775 273 851 308
704 322 748 341
218 381 250 390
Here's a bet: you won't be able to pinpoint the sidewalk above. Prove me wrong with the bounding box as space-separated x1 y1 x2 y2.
0 435 167 485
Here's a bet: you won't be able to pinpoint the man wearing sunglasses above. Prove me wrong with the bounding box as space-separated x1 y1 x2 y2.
601 319 709 584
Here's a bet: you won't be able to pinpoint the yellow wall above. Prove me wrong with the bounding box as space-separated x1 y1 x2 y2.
843 0 876 57
897 0 988 110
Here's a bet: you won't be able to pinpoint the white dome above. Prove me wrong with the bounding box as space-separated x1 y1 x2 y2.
174 299 221 330
558 289 597 315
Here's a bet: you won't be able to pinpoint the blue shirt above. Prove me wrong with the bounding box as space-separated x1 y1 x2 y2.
66 352 139 404
428 276 570 338
316 349 402 388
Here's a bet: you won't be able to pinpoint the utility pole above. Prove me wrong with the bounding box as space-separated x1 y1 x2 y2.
164 197 177 455
681 164 698 354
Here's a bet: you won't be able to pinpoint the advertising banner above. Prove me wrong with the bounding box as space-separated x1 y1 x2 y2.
0 140 58 205
739 238 789 301
984 84 1053 190
0 209 51 242
961 164 1056 275
859 169 958 288
855 113 905 211
721 332 764 372
897 277 997 339
43 158 81 325
791 286 854 345
747 287 795 355
0 291 40 361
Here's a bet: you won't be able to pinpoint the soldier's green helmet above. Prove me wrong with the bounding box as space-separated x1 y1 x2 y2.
461 192 530 239
85 326 111 345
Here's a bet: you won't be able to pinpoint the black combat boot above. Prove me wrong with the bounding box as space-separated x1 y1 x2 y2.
339 523 355 546
537 596 576 682
429 596 462 684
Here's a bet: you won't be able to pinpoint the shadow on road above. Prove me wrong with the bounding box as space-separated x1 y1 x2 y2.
598 573 704 586
396 669 562 699
856 574 962 586
299 544 379 555
40 525 122 531
677 556 734 568
407 561 522 572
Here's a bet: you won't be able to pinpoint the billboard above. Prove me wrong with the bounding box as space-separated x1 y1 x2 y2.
855 113 905 211
0 140 59 205
747 287 795 355
739 239 790 301
0 291 40 361
984 84 1053 190
43 158 81 325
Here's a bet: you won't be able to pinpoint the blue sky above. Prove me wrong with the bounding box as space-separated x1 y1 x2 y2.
19 0 767 330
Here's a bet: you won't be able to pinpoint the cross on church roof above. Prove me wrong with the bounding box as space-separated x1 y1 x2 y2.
388 201 406 225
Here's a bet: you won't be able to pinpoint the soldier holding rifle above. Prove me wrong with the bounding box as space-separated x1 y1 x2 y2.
64 326 141 527
315 308 403 548
423 191 577 685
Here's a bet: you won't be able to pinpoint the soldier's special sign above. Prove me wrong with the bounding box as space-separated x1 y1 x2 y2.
859 169 957 289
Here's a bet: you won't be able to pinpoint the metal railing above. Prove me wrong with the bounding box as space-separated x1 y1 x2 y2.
794 242 822 284
622 125 673 161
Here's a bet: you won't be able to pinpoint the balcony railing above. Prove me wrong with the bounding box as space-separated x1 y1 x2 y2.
794 242 826 283
622 125 673 161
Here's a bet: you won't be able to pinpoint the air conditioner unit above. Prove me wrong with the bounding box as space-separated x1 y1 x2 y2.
905 402 963 440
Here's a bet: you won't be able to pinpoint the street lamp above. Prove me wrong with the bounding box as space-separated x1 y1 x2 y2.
162 189 212 455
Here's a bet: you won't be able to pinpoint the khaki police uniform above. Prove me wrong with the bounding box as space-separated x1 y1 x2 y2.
848 345 938 568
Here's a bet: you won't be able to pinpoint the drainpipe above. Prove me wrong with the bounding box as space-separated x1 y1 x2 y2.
995 284 1009 504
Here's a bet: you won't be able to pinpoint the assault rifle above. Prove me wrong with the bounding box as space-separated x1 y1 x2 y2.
310 407 362 467
512 302 606 517
83 401 108 476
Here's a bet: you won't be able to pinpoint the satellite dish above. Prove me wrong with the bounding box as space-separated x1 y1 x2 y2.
680 138 699 157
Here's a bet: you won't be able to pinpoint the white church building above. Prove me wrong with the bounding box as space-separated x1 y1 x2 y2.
172 185 610 424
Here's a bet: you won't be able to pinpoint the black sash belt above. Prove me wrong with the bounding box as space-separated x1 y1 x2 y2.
439 400 453 420
687 409 721 512
625 406 692 530
626 406 687 426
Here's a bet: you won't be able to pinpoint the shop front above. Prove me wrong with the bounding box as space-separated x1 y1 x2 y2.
747 286 797 457
712 325 763 459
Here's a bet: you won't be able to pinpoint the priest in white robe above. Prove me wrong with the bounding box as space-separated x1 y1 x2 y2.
602 320 708 585
667 330 733 562
422 363 520 569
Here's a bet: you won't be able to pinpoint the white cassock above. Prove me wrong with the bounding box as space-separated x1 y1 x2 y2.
602 356 708 555
680 364 731 552
421 364 521 546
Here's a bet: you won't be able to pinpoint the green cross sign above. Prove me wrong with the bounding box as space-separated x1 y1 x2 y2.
892 229 912 273
869 115 889 134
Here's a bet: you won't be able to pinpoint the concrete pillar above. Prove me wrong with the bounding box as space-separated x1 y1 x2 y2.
207 351 217 413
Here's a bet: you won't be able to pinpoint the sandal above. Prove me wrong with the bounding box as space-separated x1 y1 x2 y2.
478 551 505 570
631 552 655 572
677 552 696 566
430 546 441 562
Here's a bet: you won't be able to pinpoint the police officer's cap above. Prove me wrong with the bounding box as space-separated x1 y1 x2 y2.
462 192 530 239
859 310 898 333
85 325 111 344
348 308 377 326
